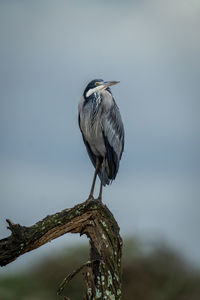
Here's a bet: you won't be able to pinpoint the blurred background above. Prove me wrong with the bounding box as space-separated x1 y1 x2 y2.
0 0 200 299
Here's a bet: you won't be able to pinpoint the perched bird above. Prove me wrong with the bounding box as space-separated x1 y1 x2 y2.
78 79 124 201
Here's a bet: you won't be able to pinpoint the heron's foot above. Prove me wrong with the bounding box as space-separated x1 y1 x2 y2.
86 195 94 202
97 196 102 202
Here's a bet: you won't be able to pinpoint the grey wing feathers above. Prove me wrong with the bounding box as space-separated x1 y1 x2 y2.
78 114 109 185
101 103 124 180
78 94 124 185
78 114 97 168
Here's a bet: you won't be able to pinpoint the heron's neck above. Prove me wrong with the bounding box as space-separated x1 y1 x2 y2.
84 92 102 108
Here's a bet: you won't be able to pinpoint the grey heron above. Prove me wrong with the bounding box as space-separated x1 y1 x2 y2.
78 79 124 201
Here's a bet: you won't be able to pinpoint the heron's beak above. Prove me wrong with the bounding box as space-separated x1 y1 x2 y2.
102 81 120 89
86 80 120 98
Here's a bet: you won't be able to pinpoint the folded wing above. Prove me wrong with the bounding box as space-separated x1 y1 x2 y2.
101 103 124 180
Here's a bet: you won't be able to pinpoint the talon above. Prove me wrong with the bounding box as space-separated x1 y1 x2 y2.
86 195 94 202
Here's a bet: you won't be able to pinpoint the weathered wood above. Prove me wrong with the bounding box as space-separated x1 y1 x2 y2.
0 199 122 299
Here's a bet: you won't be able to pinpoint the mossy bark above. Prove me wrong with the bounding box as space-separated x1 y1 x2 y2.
0 199 122 299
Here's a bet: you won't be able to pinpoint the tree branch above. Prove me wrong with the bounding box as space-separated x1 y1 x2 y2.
0 199 122 299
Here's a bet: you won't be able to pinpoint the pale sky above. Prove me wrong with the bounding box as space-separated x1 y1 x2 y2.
0 0 200 273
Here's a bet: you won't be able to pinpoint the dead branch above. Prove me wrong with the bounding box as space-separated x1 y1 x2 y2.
0 199 122 299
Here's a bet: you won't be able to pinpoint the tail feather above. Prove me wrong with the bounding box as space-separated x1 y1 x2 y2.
98 167 110 186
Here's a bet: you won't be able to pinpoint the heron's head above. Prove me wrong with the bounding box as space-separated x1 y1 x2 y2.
83 79 119 99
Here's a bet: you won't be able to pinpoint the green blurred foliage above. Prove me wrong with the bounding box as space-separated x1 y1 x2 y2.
0 239 200 300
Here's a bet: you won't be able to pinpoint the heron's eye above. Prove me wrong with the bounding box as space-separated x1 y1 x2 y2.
95 82 100 86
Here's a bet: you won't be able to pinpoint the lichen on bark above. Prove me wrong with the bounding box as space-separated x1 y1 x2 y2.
0 199 122 299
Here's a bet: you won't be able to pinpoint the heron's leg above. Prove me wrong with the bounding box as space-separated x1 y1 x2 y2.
88 158 100 199
97 159 105 201
98 181 103 202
